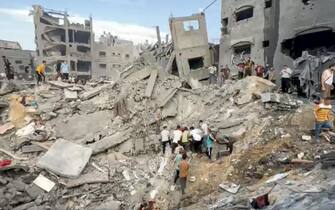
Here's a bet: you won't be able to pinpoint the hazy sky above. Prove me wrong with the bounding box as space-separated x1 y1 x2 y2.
0 0 221 50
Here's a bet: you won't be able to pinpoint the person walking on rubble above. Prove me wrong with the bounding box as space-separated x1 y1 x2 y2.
208 65 217 85
61 61 69 81
190 126 202 153
314 99 333 144
172 125 182 154
200 120 209 152
244 57 254 77
179 153 190 195
36 60 46 85
280 65 292 93
173 148 184 185
321 64 335 99
206 128 217 160
160 125 171 155
181 127 190 152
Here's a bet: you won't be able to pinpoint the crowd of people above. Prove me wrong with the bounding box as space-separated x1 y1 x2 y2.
160 120 221 195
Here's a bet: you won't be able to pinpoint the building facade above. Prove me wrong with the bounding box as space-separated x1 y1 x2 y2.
169 13 212 80
0 40 34 81
92 33 135 80
219 0 335 71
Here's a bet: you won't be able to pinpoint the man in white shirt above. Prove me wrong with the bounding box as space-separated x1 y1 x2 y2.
280 65 292 93
60 61 69 80
321 64 335 99
160 125 171 155
172 125 182 154
190 127 203 153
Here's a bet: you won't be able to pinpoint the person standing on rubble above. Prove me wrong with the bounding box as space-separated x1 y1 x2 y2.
280 65 292 93
55 61 62 80
160 125 171 155
218 65 225 87
206 129 217 160
172 125 182 154
314 99 333 144
200 120 209 152
181 127 190 152
244 57 254 77
255 64 264 78
36 60 46 85
190 127 202 153
321 64 335 99
269 67 276 84
208 65 217 85
61 61 69 81
173 148 184 185
237 62 245 79
179 153 190 195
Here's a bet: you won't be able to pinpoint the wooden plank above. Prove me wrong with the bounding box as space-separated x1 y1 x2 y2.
144 69 158 98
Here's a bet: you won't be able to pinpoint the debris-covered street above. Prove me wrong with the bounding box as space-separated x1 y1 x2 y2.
1 0 335 210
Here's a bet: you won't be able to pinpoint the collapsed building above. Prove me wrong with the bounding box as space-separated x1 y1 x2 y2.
219 0 335 97
32 5 135 80
167 13 213 80
0 40 35 81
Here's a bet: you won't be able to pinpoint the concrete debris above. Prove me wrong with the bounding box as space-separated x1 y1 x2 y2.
261 92 300 110
302 135 312 141
89 130 131 155
144 69 158 98
37 139 92 178
21 144 45 153
124 67 152 83
65 171 109 188
0 122 15 135
80 84 112 101
219 182 240 194
266 172 289 184
157 88 178 107
48 81 73 89
64 89 78 101
33 174 55 192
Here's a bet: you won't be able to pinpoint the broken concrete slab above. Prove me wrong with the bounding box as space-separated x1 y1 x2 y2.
89 129 131 155
48 81 73 88
217 120 244 129
0 123 15 135
37 139 92 178
219 182 240 194
25 184 44 199
144 69 158 98
236 93 254 105
97 200 121 210
157 88 178 107
80 84 112 101
21 145 45 153
124 67 152 83
33 174 55 192
64 89 78 101
65 172 109 188
161 100 178 119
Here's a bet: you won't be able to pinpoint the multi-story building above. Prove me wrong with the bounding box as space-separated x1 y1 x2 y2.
219 0 335 71
169 13 213 80
32 5 135 81
0 40 34 81
93 33 134 80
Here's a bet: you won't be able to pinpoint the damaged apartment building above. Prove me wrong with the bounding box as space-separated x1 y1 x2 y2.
167 13 214 81
219 0 335 76
32 5 134 80
0 40 35 81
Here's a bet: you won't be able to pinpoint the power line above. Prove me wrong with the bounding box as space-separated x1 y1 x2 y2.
203 0 219 12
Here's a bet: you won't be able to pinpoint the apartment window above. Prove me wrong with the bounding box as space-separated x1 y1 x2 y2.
117 53 121 57
221 18 229 35
235 6 254 22
19 65 25 70
265 0 272 8
112 52 116 56
234 44 251 55
15 60 22 64
183 20 200 31
99 64 106 69
99 51 106 57
125 54 130 59
188 57 204 70
263 40 270 47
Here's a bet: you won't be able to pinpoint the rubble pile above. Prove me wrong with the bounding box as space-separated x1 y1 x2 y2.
1 54 335 209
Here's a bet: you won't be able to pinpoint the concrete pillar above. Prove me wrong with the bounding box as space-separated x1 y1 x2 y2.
155 26 161 46
165 34 169 44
